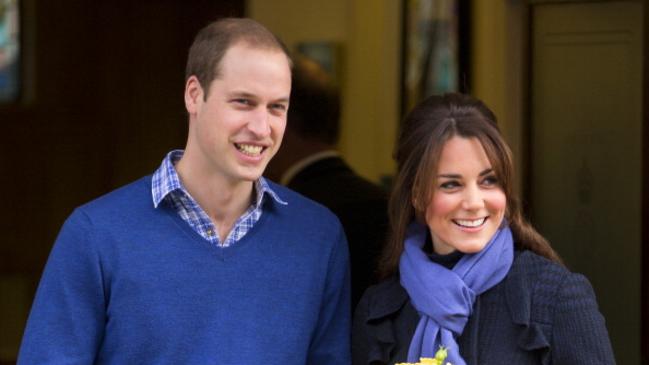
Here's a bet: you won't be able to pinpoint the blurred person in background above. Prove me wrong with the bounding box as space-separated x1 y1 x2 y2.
266 56 389 310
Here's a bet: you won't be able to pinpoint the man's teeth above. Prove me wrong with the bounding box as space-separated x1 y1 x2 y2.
236 143 263 156
455 218 486 228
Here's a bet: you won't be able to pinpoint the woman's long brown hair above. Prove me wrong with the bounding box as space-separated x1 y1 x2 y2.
378 93 561 279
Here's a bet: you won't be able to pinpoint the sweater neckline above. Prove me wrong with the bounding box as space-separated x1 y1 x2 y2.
165 203 270 260
145 176 273 261
423 229 464 269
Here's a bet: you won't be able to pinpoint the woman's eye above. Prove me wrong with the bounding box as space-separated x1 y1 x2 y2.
482 175 499 186
439 181 460 189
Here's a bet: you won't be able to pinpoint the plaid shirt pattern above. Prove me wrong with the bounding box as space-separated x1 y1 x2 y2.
151 150 286 247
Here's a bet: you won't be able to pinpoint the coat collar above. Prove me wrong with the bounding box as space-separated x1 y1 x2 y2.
365 275 409 321
362 275 412 363
504 250 552 352
362 250 552 360
366 251 541 321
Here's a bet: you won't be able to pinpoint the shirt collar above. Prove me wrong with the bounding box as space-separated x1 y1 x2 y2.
256 174 287 206
152 149 287 208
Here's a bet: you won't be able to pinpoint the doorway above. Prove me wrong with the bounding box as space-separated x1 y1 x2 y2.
529 1 643 363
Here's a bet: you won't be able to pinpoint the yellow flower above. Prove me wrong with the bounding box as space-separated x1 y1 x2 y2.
435 346 448 361
395 358 450 365
419 358 438 364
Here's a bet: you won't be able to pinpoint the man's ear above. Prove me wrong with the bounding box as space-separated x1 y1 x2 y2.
184 76 204 115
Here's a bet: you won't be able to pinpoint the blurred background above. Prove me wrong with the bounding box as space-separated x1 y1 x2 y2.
0 0 646 363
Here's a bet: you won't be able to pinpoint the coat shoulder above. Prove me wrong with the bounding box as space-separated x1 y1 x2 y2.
507 250 582 325
355 276 409 321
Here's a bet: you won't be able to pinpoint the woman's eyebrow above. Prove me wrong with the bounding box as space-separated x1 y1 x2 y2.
479 168 494 176
437 173 461 178
437 168 493 179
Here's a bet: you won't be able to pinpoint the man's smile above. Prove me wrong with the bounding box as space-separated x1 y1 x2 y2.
234 143 266 156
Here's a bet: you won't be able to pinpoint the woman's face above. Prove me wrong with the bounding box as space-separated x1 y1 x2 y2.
425 136 506 255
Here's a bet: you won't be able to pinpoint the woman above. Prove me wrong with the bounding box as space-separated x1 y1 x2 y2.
352 93 615 365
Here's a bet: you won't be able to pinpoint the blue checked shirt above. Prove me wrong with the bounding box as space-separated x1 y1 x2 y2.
151 150 287 248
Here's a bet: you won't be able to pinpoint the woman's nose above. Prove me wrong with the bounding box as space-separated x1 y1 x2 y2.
461 185 484 210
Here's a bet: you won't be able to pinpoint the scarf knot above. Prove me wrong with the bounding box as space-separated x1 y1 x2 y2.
399 222 514 365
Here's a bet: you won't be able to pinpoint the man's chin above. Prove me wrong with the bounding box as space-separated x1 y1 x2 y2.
238 167 267 183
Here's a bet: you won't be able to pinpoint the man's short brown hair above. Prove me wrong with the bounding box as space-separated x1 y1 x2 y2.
185 18 291 99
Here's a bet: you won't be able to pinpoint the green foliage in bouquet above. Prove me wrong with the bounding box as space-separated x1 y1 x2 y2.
395 346 452 365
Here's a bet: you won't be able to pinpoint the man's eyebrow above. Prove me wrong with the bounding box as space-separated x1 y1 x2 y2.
228 91 256 98
272 97 290 104
228 91 290 104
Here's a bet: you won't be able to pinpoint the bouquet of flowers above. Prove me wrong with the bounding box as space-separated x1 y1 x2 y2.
395 346 452 365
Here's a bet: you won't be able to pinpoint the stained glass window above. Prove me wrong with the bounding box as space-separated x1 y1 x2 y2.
0 0 19 102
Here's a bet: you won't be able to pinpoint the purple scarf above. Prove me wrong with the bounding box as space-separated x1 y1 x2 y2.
399 222 514 365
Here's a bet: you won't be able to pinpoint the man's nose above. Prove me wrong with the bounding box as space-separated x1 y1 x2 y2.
247 108 271 137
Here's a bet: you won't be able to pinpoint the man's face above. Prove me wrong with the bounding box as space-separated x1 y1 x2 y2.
183 43 291 185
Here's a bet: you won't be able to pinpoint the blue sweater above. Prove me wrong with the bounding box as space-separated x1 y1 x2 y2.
19 177 351 364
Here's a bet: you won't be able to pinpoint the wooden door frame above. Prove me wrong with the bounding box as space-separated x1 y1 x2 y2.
520 1 647 362
642 2 648 362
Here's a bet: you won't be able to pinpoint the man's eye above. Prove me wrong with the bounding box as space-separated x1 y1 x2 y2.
268 104 287 116
233 98 252 106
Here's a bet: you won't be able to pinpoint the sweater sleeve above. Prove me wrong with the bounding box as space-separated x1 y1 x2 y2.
551 272 616 365
18 209 106 364
307 224 352 365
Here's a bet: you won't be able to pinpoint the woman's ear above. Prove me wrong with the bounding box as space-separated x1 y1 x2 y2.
411 190 428 216
412 202 426 224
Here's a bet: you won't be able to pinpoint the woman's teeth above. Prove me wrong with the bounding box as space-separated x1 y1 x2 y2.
235 143 263 156
454 217 486 228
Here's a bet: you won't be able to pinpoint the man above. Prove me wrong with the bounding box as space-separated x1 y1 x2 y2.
265 57 388 310
19 18 351 364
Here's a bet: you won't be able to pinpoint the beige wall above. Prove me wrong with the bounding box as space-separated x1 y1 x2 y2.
472 0 526 193
250 0 523 186
246 0 348 47
248 0 401 183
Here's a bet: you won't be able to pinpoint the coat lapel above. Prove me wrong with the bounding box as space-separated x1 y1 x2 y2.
363 276 410 363
457 296 481 364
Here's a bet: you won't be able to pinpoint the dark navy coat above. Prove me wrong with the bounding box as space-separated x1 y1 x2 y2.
287 156 388 308
352 250 616 365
